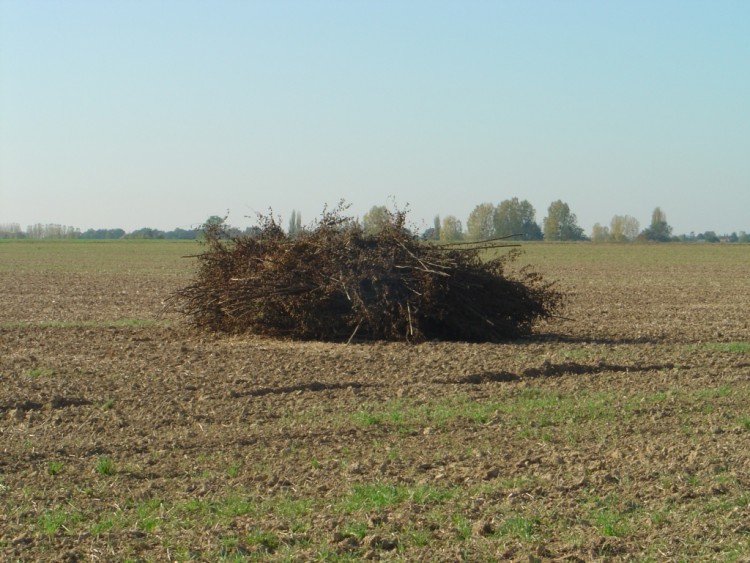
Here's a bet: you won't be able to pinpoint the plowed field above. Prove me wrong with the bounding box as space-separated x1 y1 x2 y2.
1 240 749 561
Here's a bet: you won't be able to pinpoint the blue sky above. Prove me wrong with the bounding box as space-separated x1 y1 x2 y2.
1 0 748 235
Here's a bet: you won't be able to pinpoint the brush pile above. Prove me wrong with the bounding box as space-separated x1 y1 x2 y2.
173 208 563 342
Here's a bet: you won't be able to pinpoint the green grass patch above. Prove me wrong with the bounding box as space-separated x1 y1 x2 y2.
47 460 64 476
89 515 117 536
245 529 281 553
624 389 673 409
352 387 617 444
38 508 83 535
338 482 453 513
496 515 539 540
0 239 197 274
579 493 640 538
339 520 369 539
353 395 497 431
88 496 233 538
403 525 432 547
99 399 115 411
26 367 55 377
271 495 312 525
76 492 308 555
591 509 630 537
225 460 242 478
703 491 750 513
95 456 116 476
170 491 300 532
452 513 472 541
694 385 732 399
212 494 256 519
560 347 596 360
338 483 408 512
687 341 749 353
135 498 163 532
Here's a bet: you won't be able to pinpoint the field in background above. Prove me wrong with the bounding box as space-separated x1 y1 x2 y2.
1 240 749 560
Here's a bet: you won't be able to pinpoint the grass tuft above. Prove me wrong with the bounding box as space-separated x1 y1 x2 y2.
47 460 64 476
38 508 83 536
26 367 54 377
95 456 116 476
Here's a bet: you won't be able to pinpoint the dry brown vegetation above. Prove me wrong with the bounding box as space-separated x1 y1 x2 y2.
1 240 749 561
173 209 562 342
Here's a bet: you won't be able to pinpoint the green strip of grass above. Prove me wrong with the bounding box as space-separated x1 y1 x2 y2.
687 341 749 353
337 482 455 513
353 388 615 437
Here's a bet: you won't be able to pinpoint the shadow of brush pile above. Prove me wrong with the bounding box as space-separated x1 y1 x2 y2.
172 207 564 342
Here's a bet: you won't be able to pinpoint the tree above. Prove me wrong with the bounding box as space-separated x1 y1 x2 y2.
126 227 165 239
610 215 640 242
198 215 236 240
424 214 443 241
24 223 80 239
421 215 442 241
362 206 390 235
420 227 436 240
543 200 585 241
520 206 544 241
591 223 610 242
0 223 24 239
80 228 126 239
288 210 302 236
466 203 496 241
494 198 542 240
165 227 197 240
494 199 521 239
440 215 463 242
641 207 672 242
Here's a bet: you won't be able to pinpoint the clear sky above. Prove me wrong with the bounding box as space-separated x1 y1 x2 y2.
1 0 748 235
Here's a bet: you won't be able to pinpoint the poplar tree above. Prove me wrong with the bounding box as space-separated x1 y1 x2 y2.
543 200 585 241
466 203 496 241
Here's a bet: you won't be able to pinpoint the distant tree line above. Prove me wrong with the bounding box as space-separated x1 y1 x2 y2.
675 231 749 243
0 222 200 240
122 227 199 240
2 205 748 243
359 201 747 243
0 223 81 239
79 228 127 239
591 206 749 243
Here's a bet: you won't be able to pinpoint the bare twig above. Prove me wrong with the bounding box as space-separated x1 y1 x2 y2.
439 234 524 247
346 318 364 345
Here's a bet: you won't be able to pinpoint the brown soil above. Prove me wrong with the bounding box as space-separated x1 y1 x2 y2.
1 242 749 561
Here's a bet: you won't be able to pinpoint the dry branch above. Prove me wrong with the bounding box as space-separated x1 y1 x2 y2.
171 207 563 342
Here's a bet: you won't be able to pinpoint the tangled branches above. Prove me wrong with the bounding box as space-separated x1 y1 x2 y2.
172 208 563 342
